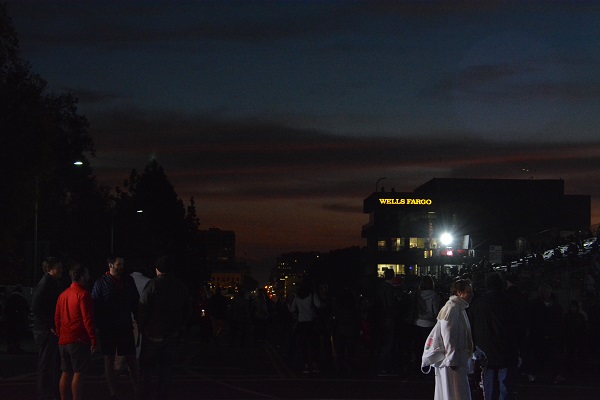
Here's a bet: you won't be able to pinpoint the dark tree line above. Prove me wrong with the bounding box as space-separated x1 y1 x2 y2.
0 5 207 289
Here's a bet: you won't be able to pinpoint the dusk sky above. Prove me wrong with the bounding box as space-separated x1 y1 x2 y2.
7 1 600 263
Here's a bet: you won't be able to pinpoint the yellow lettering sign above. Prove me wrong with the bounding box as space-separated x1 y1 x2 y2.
378 198 432 205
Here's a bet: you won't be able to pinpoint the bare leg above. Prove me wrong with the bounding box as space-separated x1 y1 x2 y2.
104 355 117 396
60 371 71 400
71 372 84 400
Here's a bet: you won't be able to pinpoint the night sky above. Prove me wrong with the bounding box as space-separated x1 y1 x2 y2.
7 1 600 264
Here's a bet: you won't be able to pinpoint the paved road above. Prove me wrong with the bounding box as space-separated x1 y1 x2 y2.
2 329 600 399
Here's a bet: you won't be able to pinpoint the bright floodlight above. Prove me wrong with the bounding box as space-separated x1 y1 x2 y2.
73 161 83 165
440 232 453 246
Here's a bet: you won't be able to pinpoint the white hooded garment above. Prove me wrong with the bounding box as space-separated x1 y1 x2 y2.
434 295 473 400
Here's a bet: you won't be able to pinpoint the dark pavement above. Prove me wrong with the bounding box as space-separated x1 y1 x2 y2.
1 326 600 400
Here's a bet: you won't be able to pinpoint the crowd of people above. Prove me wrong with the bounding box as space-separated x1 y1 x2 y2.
190 241 599 400
7 254 192 400
1 234 599 400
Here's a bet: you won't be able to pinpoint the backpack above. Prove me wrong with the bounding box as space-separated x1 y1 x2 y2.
421 320 445 373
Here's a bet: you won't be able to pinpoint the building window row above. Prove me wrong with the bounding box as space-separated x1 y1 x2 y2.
378 237 434 251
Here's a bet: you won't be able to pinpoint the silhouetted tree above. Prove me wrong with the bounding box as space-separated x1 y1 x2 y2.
113 161 212 289
185 196 201 235
0 5 108 284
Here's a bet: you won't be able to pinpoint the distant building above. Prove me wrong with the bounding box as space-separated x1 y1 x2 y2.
199 227 235 270
272 252 322 297
362 178 591 277
209 270 243 295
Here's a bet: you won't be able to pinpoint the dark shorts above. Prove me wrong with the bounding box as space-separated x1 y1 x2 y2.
100 331 136 356
59 342 91 373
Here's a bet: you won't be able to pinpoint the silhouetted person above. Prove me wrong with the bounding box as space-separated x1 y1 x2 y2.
331 286 360 376
563 300 588 375
505 272 529 373
374 269 400 375
469 273 520 400
55 264 97 400
529 283 563 384
92 255 140 399
139 256 192 400
251 289 269 343
130 262 151 360
31 257 64 400
314 283 333 363
228 289 251 346
413 275 441 372
290 278 321 374
207 287 229 344
197 286 212 343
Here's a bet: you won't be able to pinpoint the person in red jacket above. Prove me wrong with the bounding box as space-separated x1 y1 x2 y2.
55 264 97 400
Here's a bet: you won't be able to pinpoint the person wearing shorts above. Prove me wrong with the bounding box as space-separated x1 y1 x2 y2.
92 255 140 399
55 264 96 400
59 342 92 374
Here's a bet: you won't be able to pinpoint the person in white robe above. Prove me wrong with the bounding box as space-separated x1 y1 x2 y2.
434 279 474 400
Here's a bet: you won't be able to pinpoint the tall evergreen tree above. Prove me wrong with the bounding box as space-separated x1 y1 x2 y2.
113 160 188 262
0 4 107 284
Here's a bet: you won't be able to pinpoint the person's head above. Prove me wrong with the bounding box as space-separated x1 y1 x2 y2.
451 278 473 304
383 268 395 281
70 264 90 286
155 255 171 275
419 275 435 291
107 255 125 277
485 273 503 291
42 256 63 280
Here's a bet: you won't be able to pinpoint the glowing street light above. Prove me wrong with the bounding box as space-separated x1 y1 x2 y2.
440 232 453 246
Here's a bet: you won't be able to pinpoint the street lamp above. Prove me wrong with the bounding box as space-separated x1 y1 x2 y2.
375 177 386 192
33 175 39 286
440 232 453 246
33 160 83 284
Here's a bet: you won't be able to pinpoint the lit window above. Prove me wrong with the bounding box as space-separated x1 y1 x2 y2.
392 238 404 251
378 240 386 250
378 264 402 277
410 238 426 249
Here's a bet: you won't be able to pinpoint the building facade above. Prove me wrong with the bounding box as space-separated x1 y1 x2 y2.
199 227 236 270
362 178 591 277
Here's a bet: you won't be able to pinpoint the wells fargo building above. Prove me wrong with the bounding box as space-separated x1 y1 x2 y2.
362 178 590 276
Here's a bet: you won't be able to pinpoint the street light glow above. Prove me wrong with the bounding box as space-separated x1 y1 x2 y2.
440 232 453 246
73 161 83 165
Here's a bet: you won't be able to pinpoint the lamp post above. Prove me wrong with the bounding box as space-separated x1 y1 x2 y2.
33 175 39 286
375 177 386 192
33 160 83 285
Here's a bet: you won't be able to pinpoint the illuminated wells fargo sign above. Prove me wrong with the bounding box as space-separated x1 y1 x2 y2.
378 198 433 205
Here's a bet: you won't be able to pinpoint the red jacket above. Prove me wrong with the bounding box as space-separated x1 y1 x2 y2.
55 282 97 347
